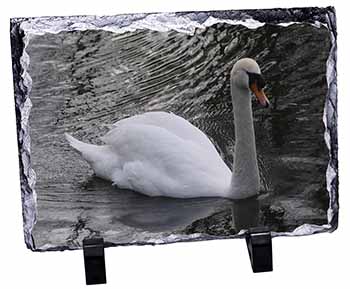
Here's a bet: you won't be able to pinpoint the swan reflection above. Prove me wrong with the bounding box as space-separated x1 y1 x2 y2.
231 196 260 232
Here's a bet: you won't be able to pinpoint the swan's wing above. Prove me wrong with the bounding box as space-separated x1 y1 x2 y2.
110 111 219 156
101 123 230 198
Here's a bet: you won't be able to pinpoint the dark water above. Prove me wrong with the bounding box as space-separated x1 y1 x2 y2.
27 22 331 250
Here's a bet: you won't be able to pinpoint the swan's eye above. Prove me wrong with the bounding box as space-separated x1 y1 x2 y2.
247 72 266 90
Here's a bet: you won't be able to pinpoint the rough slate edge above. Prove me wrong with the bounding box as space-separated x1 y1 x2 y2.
9 6 338 251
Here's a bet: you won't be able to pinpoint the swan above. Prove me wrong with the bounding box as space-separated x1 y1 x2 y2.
65 58 269 199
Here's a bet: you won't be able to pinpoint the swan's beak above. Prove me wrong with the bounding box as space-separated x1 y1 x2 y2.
250 83 270 108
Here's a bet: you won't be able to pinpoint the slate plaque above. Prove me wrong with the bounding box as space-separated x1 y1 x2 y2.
10 7 338 251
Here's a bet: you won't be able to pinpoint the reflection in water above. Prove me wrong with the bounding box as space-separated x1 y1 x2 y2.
82 177 234 233
80 176 260 234
118 196 260 234
232 197 259 232
116 196 230 233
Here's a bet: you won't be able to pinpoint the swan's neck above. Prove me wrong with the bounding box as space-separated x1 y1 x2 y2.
228 86 260 199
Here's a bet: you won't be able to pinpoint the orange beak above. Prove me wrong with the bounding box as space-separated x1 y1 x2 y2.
250 82 270 108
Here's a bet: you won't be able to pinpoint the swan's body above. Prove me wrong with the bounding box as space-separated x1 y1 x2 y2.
65 58 269 199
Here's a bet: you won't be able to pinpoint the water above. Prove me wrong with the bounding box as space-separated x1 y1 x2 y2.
26 22 331 250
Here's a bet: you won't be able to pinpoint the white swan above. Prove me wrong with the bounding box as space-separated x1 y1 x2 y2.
65 58 269 199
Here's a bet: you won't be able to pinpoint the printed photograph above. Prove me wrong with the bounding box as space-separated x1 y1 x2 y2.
11 9 337 251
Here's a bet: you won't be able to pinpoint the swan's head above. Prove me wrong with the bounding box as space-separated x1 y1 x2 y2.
231 58 270 108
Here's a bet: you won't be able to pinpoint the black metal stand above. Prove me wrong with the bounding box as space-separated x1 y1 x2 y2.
245 227 273 273
81 229 272 284
83 238 107 285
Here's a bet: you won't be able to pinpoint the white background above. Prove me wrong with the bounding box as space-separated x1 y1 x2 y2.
1 0 349 288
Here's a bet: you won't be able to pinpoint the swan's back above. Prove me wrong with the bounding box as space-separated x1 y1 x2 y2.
110 111 220 156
